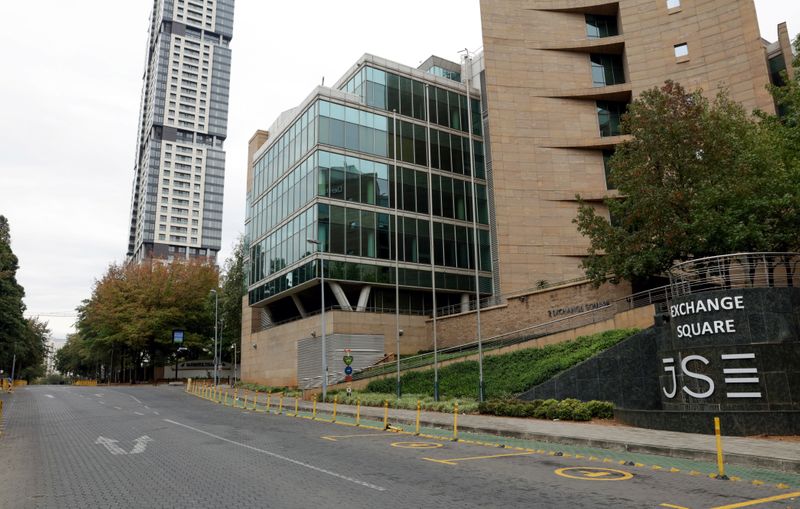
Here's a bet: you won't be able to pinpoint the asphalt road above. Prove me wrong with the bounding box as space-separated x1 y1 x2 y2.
0 386 797 509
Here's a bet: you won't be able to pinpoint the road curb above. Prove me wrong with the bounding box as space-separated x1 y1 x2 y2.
308 404 800 474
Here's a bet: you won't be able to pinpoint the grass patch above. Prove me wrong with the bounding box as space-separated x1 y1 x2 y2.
234 382 301 396
365 328 638 399
321 391 478 413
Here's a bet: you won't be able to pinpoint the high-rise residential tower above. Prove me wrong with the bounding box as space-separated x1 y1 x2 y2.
127 0 234 262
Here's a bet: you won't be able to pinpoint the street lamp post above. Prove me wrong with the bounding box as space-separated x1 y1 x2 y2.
210 289 219 386
392 109 401 399
307 238 327 401
462 51 485 402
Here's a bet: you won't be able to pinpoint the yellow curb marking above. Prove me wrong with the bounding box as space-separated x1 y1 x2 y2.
554 467 633 481
423 451 536 466
710 491 800 509
391 442 443 449
659 504 690 509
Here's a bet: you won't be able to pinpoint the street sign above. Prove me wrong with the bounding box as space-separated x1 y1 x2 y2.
172 330 184 344
345 375 352 382
344 366 353 375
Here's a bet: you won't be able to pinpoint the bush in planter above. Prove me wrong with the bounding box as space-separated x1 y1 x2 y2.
572 403 592 421
586 400 614 419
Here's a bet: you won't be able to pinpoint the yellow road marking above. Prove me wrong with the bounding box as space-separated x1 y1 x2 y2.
554 467 634 481
391 442 443 449
422 451 535 466
710 491 800 509
659 504 690 509
321 433 392 441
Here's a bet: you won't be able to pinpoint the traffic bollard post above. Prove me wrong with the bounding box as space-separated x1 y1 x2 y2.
356 399 361 426
383 400 389 430
415 400 421 435
452 402 459 441
332 395 338 422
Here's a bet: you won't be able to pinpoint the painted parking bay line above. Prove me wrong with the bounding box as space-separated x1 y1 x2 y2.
710 491 800 509
321 433 394 442
165 419 385 491
423 451 535 466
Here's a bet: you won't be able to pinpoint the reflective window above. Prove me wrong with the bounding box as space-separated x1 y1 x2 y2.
590 54 625 87
596 101 627 137
585 14 618 39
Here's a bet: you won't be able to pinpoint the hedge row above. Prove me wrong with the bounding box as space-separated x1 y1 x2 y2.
478 398 614 421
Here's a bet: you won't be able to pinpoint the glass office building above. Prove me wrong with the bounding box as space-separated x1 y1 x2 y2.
245 56 491 323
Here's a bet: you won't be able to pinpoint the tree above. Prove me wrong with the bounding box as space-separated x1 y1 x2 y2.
0 216 27 375
0 216 50 381
218 236 245 362
574 81 800 285
73 259 219 382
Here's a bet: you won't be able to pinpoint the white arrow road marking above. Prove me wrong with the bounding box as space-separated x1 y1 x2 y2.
95 436 153 455
45 394 54 399
95 437 128 455
129 436 153 454
134 411 144 416
164 419 385 491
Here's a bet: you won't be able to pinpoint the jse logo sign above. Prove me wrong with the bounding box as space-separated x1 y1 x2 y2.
661 353 762 400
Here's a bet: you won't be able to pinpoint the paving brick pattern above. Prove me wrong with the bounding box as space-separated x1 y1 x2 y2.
1 386 796 509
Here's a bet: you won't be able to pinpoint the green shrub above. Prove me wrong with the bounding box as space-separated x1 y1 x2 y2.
534 399 557 419
572 403 592 421
586 400 614 419
555 398 581 420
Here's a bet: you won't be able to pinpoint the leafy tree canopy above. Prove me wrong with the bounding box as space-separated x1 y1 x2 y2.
575 78 800 285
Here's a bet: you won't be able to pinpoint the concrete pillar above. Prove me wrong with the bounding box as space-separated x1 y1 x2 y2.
328 281 352 311
291 294 308 318
461 293 471 313
355 285 372 311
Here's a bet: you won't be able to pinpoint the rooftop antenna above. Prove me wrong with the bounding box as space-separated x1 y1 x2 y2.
321 76 325 86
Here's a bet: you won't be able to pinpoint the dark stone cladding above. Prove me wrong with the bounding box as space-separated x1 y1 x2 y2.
517 327 663 410
518 287 800 436
615 408 800 437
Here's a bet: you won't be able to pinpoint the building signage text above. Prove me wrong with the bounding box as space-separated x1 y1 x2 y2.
669 295 744 339
548 300 609 318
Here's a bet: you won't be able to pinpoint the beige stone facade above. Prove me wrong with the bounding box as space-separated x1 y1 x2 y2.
431 279 631 348
241 295 430 386
479 0 778 293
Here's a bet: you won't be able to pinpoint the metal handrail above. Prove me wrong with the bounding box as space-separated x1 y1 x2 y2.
668 252 799 296
351 283 673 382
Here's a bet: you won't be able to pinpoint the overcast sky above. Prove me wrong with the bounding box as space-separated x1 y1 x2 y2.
1 1 797 348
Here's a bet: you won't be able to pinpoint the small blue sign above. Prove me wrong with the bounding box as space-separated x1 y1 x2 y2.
173 330 184 343
344 366 353 375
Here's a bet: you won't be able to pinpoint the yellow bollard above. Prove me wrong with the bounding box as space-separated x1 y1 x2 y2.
267 393 272 414
225 390 230 406
312 395 318 419
254 391 259 411
383 400 389 430
714 417 726 479
332 395 338 422
294 396 299 417
243 393 249 409
356 399 361 426
415 400 421 435
278 395 284 415
452 402 459 441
